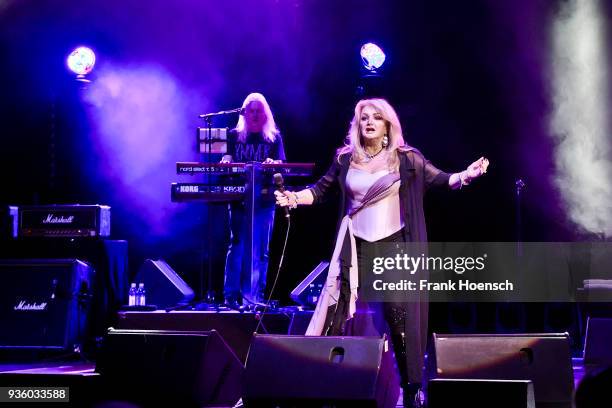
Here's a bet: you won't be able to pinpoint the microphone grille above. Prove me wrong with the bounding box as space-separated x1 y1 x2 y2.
273 173 284 186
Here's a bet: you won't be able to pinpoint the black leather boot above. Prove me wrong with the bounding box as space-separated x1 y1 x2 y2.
390 332 423 407
402 383 422 408
390 332 409 384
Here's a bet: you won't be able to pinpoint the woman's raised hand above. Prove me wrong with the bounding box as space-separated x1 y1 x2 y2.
466 157 490 179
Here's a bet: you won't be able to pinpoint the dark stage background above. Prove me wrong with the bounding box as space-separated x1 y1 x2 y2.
1 0 607 334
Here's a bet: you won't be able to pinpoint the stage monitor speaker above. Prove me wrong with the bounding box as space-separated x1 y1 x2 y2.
290 261 329 307
0 259 93 350
427 333 573 408
243 334 400 408
96 328 243 407
428 379 535 408
583 317 612 369
134 259 194 308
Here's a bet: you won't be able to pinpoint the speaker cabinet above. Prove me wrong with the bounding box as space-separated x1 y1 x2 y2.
427 333 574 408
96 329 243 407
0 238 128 340
0 259 93 350
244 334 400 408
584 317 612 369
133 259 194 308
428 379 535 408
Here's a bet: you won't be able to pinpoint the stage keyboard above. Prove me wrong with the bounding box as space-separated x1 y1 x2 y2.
172 162 314 203
171 183 304 202
172 183 253 202
176 162 315 177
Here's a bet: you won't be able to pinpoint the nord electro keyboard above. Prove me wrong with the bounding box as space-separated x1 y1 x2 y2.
9 205 111 237
176 162 315 177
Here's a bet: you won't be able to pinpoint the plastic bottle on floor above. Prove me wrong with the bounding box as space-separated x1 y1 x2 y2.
128 283 137 306
136 283 146 306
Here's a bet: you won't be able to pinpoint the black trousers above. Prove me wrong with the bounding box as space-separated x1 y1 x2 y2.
323 228 423 386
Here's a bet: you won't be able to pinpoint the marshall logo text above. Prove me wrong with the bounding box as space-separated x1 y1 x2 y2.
42 214 75 224
14 301 48 311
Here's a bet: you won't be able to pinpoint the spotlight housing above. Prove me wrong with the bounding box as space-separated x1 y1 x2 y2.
360 43 386 72
67 46 96 76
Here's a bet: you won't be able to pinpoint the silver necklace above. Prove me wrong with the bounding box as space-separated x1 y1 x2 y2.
364 146 384 162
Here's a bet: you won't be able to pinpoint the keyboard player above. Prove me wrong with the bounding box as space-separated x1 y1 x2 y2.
220 92 286 308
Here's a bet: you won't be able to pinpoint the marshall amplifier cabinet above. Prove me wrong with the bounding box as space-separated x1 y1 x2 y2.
0 259 94 350
11 204 110 238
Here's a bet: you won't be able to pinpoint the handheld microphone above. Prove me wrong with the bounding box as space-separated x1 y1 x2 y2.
273 173 290 219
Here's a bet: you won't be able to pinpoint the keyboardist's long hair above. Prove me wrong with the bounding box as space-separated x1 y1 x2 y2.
234 93 279 144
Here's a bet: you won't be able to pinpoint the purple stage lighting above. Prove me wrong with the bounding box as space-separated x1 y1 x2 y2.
67 46 96 76
360 43 385 71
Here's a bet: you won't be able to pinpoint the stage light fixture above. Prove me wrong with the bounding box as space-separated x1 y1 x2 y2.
360 43 386 72
67 46 96 76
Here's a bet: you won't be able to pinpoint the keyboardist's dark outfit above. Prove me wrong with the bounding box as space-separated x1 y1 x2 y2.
224 130 286 305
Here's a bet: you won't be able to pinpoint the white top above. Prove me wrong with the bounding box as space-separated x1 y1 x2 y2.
346 167 404 242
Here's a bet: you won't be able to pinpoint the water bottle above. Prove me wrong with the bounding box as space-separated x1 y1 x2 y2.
136 283 146 306
128 283 137 306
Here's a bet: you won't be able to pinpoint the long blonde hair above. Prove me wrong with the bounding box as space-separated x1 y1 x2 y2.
234 92 279 143
337 98 408 169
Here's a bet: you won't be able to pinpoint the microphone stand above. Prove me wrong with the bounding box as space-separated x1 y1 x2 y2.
496 178 527 332
199 107 243 118
515 179 525 257
203 115 215 309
